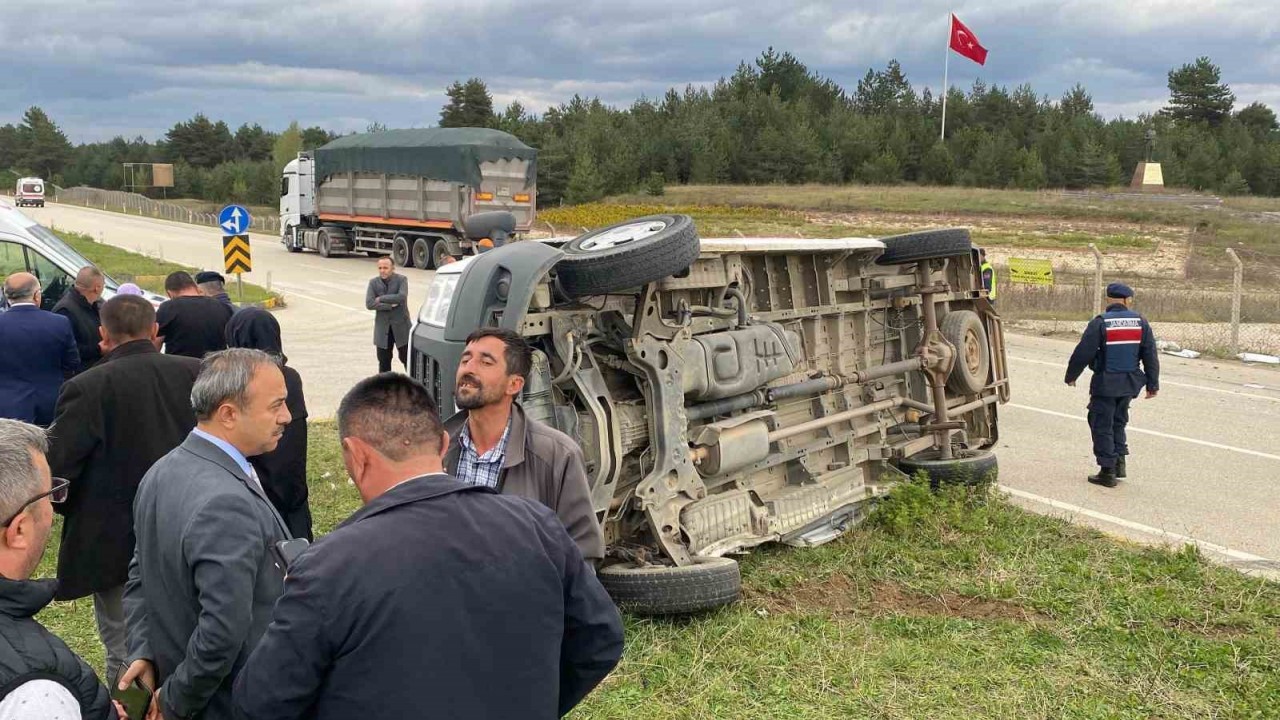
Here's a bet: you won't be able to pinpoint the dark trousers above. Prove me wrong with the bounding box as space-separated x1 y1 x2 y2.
377 328 408 373
1087 394 1131 468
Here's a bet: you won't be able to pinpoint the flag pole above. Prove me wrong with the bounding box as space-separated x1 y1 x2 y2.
940 12 951 142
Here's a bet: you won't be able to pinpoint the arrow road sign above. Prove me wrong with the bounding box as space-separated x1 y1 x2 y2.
219 204 251 235
223 235 252 274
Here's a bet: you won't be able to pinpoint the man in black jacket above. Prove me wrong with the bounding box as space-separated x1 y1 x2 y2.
52 266 105 373
0 418 125 720
234 373 624 720
157 271 234 358
226 307 312 540
48 294 202 686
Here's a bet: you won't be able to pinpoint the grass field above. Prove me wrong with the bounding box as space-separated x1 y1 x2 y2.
36 422 1280 719
54 229 279 305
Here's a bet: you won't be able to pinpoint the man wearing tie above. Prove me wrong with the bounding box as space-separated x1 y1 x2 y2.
119 348 294 720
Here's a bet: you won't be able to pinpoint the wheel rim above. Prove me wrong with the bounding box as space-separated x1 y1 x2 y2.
964 328 982 375
394 239 408 265
413 242 428 267
578 220 667 252
434 242 450 266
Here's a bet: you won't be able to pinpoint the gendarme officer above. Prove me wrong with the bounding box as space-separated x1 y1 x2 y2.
1064 282 1159 487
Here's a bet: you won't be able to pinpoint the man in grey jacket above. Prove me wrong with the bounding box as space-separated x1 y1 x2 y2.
442 327 605 563
118 348 294 720
365 258 410 372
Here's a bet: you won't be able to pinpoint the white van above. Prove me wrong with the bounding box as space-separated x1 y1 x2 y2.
0 198 164 310
14 178 45 208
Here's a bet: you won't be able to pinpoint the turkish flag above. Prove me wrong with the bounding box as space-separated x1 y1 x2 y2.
949 14 988 66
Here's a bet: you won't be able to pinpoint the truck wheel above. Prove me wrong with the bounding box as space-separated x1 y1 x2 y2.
284 227 302 253
555 215 700 297
392 235 412 268
318 230 333 258
941 310 990 394
598 556 741 615
412 238 432 269
875 228 972 266
898 448 997 488
433 240 454 268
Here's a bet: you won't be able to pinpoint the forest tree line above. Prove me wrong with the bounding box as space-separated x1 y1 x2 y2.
3 52 1276 207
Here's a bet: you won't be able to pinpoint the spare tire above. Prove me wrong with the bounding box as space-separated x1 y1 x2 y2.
941 310 990 394
875 228 972 266
898 448 997 488
555 215 700 297
598 556 741 615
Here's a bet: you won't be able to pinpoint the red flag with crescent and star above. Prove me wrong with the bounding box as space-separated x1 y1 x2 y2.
949 14 987 66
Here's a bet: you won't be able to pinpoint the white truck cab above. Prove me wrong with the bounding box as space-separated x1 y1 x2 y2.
14 177 45 208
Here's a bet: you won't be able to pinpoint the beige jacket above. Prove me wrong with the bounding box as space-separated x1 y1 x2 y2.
443 403 605 561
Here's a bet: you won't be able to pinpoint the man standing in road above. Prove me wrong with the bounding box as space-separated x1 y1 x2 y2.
0 273 79 426
52 266 106 373
1065 282 1160 488
196 271 236 312
157 271 234 358
47 295 202 686
119 348 293 720
443 327 604 564
0 419 128 720
365 257 409 372
233 373 623 720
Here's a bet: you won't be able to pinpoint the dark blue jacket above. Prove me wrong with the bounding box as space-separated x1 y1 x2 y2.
0 305 80 425
233 473 624 720
1065 303 1160 397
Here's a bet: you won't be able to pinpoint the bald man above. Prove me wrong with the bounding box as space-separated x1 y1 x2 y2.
0 273 79 425
53 266 106 372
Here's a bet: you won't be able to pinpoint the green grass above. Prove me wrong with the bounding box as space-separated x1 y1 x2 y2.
54 229 279 305
38 423 1280 718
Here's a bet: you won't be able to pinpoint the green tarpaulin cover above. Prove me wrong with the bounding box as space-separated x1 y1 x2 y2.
314 128 537 188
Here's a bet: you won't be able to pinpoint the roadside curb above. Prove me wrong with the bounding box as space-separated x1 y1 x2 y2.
242 295 286 310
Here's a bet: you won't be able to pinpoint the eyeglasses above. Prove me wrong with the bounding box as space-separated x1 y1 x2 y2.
1 477 69 527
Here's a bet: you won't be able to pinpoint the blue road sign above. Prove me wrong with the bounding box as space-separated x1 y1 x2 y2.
218 204 252 235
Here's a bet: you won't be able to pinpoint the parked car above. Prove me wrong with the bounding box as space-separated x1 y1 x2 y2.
410 215 1010 615
0 199 164 310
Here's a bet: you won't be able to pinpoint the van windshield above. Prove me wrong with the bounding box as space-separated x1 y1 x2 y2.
20 222 119 290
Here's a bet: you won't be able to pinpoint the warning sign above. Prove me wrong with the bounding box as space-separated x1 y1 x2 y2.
222 235 252 274
1007 258 1054 285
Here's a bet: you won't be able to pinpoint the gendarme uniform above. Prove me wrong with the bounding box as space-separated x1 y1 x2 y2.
1064 283 1159 485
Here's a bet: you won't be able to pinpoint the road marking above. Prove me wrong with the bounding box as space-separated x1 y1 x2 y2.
999 485 1270 562
274 287 371 316
1006 403 1280 461
299 262 355 276
1009 355 1280 403
311 280 364 295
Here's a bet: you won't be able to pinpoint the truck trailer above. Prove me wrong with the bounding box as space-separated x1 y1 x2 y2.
280 127 537 269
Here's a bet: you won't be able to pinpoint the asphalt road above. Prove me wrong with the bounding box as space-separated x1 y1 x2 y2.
28 202 1280 574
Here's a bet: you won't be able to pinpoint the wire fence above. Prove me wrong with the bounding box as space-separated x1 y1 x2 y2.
50 187 281 234
992 246 1280 357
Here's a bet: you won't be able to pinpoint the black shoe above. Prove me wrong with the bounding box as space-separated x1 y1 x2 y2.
1116 457 1127 479
1088 467 1118 488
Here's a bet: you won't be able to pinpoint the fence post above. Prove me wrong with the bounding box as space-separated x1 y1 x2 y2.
1226 248 1242 357
1089 243 1103 317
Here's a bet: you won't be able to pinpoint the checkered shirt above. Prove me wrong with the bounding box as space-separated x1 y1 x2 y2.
454 418 512 490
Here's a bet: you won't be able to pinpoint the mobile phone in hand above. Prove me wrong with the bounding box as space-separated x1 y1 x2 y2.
272 538 311 571
111 680 152 720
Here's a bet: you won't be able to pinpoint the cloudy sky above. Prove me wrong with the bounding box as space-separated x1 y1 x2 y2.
5 0 1279 144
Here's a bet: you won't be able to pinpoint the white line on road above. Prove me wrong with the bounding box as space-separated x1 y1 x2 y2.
276 288 371 317
1006 403 1280 461
299 262 355 276
999 485 1270 562
1009 355 1280 403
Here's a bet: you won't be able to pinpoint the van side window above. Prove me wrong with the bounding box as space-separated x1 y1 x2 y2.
0 242 25 280
26 250 72 311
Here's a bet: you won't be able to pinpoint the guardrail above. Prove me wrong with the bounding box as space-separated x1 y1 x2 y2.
51 186 281 234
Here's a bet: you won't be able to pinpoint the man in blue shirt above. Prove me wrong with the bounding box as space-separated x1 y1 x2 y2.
1065 283 1160 488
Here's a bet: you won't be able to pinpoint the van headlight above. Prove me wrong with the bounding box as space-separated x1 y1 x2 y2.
418 272 461 327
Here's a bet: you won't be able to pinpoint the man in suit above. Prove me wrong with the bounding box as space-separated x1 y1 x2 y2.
0 272 79 426
364 257 410 372
156 271 234 358
52 266 106 373
48 294 202 686
234 373 623 720
119 348 294 720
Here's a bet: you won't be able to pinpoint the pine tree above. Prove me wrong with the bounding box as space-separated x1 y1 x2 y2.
1165 57 1235 126
440 79 496 128
17 107 73 179
564 151 605 204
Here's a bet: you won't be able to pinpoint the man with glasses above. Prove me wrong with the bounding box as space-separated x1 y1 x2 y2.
0 418 126 720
